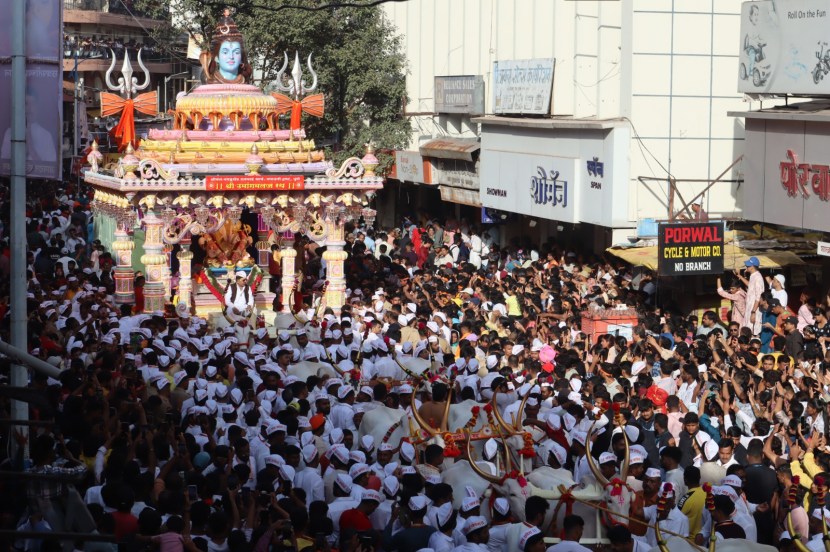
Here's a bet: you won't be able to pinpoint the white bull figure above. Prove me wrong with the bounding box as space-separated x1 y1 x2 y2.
648 537 776 552
357 404 410 455
287 360 339 381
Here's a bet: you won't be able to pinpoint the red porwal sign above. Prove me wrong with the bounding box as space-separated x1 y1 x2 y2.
657 222 724 277
205 175 305 192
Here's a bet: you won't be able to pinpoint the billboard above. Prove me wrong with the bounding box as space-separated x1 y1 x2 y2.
0 0 63 180
738 0 830 95
657 222 725 277
492 59 555 115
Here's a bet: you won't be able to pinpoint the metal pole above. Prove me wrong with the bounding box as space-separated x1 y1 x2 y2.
0 340 63 378
74 48 79 156
10 0 29 458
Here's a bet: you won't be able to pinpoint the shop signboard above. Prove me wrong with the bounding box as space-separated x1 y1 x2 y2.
393 150 431 184
742 118 830 233
431 158 479 190
738 0 830 95
657 222 725 276
480 150 579 223
434 76 485 114
492 58 555 115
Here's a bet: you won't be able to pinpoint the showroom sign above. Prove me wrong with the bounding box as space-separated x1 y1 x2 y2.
480 150 578 223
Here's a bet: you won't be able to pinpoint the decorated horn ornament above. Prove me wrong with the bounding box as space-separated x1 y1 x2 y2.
464 429 502 485
584 419 610 487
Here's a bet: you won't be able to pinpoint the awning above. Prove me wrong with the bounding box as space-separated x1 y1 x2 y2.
606 244 805 271
419 138 480 162
440 185 481 207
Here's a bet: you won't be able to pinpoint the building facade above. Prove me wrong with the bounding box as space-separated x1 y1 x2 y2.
383 0 749 247
63 0 188 156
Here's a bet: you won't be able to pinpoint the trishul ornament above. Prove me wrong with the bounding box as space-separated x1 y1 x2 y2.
271 52 325 131
100 48 158 151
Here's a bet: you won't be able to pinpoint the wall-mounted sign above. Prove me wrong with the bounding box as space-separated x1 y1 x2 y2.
492 58 555 115
742 118 830 233
780 149 830 201
205 175 305 191
818 241 830 256
738 0 830 95
587 156 605 191
480 151 578 223
440 185 481 207
432 158 479 190
393 150 432 184
435 75 485 114
658 222 725 276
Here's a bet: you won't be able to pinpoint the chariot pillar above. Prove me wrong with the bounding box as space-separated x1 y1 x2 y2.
141 209 167 313
323 210 347 314
280 231 297 313
111 224 135 305
177 235 193 308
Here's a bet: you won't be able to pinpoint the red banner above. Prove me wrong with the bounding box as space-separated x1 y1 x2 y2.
205 175 306 192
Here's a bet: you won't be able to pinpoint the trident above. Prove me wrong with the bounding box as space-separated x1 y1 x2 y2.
100 48 157 151
271 52 324 131
104 48 151 99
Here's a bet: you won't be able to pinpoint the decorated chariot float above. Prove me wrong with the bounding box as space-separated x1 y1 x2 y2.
84 10 381 325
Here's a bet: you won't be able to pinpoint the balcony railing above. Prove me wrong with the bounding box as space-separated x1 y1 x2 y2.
63 0 166 20
64 33 178 63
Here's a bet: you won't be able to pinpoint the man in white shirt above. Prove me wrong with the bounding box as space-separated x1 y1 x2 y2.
294 444 325 507
546 515 592 551
327 474 359 546
640 483 690 549
676 365 699 413
224 271 255 342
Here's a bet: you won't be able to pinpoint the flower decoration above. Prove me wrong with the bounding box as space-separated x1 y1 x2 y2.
519 432 535 458
443 432 461 457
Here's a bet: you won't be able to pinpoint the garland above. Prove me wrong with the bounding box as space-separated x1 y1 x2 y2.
194 271 225 304
194 266 264 312
519 432 535 458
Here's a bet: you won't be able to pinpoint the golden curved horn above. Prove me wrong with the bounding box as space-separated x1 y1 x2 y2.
514 391 531 432
465 429 502 484
491 391 522 436
619 422 631 481
410 389 438 438
787 511 811 552
584 419 609 487
653 519 670 552
493 414 514 474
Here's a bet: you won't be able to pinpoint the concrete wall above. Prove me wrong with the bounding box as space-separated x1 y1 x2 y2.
383 0 753 229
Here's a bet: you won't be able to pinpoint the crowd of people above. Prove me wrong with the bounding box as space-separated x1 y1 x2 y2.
1 178 830 552
63 34 165 61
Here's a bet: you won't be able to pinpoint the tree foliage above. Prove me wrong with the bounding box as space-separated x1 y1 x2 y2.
139 0 411 172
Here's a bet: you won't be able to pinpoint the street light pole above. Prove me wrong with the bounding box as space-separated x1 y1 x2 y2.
74 47 79 156
163 71 189 115
10 0 29 458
